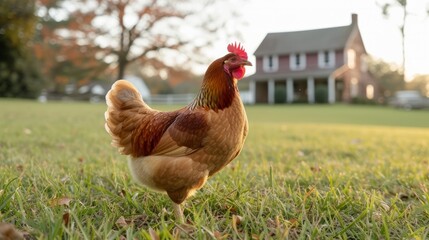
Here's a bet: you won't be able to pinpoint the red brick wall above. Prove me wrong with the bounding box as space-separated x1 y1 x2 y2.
256 57 263 73
306 52 318 70
335 50 344 66
278 55 289 72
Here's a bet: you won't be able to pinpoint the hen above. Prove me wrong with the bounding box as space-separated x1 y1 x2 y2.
105 43 251 222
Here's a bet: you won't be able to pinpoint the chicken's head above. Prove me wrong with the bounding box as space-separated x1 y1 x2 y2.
223 42 252 80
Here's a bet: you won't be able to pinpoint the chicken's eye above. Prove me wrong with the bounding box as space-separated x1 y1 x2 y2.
229 57 238 62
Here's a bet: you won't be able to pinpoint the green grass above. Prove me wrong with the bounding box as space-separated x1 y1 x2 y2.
1 100 429 239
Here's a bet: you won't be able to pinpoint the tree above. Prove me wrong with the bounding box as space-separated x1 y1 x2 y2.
34 0 109 93
368 57 405 100
379 0 429 81
407 75 429 97
0 0 44 98
379 0 408 82
36 0 242 85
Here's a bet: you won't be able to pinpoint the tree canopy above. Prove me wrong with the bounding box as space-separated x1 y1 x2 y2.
407 75 429 97
34 0 241 92
368 57 405 100
0 0 43 98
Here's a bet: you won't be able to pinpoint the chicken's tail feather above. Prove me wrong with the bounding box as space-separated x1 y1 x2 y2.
105 80 151 155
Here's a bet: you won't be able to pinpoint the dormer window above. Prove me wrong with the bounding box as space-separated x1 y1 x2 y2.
263 55 278 72
290 53 306 70
318 50 335 68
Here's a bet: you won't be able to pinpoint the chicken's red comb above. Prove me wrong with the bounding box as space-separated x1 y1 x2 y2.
227 42 248 60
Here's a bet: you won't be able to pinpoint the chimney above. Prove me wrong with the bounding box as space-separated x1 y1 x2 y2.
351 13 358 26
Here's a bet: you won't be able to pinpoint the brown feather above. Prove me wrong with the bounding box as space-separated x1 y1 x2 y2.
190 53 237 111
168 110 209 149
105 80 181 157
132 111 180 157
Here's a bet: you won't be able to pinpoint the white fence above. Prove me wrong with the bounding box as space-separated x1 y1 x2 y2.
146 92 253 105
239 91 254 104
38 92 253 105
146 93 195 105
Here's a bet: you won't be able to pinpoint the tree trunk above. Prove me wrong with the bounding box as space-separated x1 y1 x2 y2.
117 55 127 80
400 2 406 82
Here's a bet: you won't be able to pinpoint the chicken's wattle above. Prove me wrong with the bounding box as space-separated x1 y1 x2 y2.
232 66 246 80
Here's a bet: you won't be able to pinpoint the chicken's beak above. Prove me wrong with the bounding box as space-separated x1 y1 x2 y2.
240 59 252 66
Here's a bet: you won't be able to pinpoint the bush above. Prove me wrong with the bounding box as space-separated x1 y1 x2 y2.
350 97 377 105
0 47 44 98
315 85 328 103
0 0 43 98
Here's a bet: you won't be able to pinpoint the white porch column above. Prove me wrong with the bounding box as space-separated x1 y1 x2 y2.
287 78 294 103
268 79 275 104
249 80 256 104
328 76 335 103
307 76 315 104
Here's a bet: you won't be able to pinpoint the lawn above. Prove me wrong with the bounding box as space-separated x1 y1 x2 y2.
1 100 429 239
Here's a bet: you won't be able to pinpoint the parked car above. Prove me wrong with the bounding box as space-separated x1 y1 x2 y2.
389 90 429 110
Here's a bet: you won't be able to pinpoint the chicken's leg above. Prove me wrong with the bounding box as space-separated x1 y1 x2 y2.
173 202 184 223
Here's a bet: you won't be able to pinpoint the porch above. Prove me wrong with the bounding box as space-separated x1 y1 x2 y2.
247 76 344 104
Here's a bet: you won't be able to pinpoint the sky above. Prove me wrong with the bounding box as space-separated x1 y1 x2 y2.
224 0 429 80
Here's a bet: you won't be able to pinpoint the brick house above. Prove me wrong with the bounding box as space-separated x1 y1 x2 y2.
242 14 378 104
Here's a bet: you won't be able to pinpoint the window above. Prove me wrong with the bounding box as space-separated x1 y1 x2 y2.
268 56 273 68
324 51 329 63
318 50 335 68
290 53 306 70
366 84 374 99
263 55 278 72
347 49 356 69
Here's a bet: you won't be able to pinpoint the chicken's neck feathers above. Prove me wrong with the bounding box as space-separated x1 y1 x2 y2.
190 74 238 111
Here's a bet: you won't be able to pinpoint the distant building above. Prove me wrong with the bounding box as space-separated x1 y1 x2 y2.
77 76 150 102
243 14 379 104
39 76 151 102
124 75 151 99
77 81 111 102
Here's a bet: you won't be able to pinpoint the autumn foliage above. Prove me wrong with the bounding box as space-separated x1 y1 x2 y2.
32 0 238 93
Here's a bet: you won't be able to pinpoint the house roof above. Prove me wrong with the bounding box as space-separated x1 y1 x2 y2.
254 25 354 56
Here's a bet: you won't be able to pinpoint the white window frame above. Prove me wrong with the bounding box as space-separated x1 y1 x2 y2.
289 53 306 70
366 84 374 99
263 55 279 72
318 50 335 68
347 49 356 69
